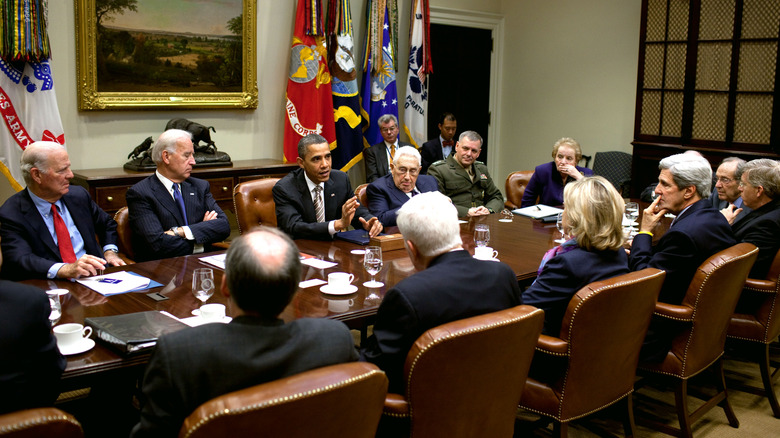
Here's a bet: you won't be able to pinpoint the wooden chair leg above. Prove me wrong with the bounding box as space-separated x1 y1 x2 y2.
622 395 636 438
673 379 693 438
554 420 568 438
759 343 780 418
714 359 739 428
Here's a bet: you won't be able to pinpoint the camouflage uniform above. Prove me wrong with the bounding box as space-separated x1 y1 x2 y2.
428 156 504 217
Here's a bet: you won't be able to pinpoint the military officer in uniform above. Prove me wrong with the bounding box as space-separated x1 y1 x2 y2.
427 131 504 217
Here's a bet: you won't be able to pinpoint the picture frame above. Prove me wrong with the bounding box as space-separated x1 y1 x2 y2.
75 0 257 110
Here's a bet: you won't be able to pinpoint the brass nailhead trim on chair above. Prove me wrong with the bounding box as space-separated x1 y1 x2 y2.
0 414 81 434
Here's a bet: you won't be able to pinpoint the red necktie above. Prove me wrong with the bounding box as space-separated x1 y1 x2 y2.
51 204 76 263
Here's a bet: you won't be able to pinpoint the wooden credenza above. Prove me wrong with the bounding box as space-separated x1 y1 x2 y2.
71 159 297 214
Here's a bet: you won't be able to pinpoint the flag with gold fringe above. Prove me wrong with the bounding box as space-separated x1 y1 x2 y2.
360 0 399 148
403 0 432 148
283 0 337 164
327 0 363 171
0 0 65 191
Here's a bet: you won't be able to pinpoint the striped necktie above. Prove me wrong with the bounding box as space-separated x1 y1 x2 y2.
313 185 325 223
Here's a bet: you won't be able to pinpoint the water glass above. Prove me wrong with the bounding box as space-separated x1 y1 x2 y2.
474 224 490 247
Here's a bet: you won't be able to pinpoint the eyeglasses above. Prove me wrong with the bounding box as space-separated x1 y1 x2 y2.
394 167 420 176
717 177 734 184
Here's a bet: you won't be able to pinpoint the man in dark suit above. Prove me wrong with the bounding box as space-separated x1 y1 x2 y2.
731 159 780 279
126 129 230 261
366 146 438 227
364 114 413 182
0 242 66 414
274 133 382 240
630 152 736 305
710 157 751 224
360 192 521 392
420 112 457 174
0 142 124 280
131 227 359 437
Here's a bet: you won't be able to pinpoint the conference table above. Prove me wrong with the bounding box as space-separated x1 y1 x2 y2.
23 212 565 390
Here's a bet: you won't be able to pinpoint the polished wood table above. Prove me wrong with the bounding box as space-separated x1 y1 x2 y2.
24 213 560 388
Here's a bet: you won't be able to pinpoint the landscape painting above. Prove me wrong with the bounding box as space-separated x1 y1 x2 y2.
77 0 258 110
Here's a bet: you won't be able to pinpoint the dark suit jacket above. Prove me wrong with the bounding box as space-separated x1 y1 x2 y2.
360 250 521 392
366 173 438 226
131 316 358 438
420 138 451 174
520 161 594 207
523 247 629 335
0 282 66 414
629 199 736 304
731 199 780 279
273 168 373 240
0 186 118 280
364 140 413 182
709 190 751 224
126 175 230 262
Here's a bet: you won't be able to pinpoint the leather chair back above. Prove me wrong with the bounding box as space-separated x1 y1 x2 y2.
354 183 369 208
113 206 134 262
387 305 544 438
520 268 665 423
0 408 83 438
729 249 780 344
233 178 280 233
179 362 388 438
504 170 535 209
592 151 632 197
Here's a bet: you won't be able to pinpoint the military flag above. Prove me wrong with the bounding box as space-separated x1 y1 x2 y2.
327 0 363 171
0 0 65 190
360 0 399 148
403 0 433 148
283 0 336 164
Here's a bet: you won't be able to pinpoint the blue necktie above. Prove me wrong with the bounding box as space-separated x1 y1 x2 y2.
173 183 188 226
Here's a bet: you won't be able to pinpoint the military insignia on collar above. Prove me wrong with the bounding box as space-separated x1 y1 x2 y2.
480 174 488 180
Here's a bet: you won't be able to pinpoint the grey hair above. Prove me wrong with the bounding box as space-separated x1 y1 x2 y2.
742 159 780 200
397 191 462 257
377 114 398 126
458 130 483 147
393 146 421 166
720 157 747 180
297 133 328 159
658 153 713 199
20 141 65 186
224 226 301 318
152 129 192 164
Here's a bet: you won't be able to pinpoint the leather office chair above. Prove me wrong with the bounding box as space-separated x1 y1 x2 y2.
727 248 780 417
518 268 666 437
354 183 369 208
592 151 632 197
0 408 83 438
233 178 280 233
379 305 544 438
504 170 535 209
636 243 758 438
179 362 388 438
113 206 135 263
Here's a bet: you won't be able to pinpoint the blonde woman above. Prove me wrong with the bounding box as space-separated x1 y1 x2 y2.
523 176 629 335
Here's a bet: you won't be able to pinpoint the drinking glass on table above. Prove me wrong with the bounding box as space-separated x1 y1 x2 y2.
191 268 215 315
554 212 567 244
474 224 490 248
46 290 61 326
624 201 639 237
363 246 384 288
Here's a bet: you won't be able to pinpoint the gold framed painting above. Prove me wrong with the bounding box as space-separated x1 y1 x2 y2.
76 0 257 110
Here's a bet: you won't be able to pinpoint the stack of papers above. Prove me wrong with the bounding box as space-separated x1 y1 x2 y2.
77 271 152 296
199 254 226 270
512 205 563 219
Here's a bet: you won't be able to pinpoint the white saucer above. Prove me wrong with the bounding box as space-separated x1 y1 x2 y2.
181 315 233 327
350 249 366 255
58 338 95 356
320 284 358 295
498 218 513 222
473 255 500 262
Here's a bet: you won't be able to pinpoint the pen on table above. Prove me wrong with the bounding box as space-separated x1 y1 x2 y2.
535 206 541 211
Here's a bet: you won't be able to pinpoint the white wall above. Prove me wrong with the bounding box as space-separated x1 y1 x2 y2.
2 0 638 202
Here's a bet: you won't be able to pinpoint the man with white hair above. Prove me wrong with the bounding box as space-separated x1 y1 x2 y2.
364 114 413 182
366 146 439 226
360 192 521 391
630 153 735 305
710 157 751 224
0 141 124 280
126 129 230 261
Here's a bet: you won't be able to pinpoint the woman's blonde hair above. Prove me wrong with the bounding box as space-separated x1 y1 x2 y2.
551 137 583 163
563 176 625 251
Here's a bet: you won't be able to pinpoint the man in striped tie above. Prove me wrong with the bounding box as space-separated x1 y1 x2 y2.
0 142 125 280
274 134 383 240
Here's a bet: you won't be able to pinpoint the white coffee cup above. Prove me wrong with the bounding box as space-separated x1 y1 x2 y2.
475 246 498 260
200 303 226 322
328 272 355 289
54 323 92 347
328 299 354 313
